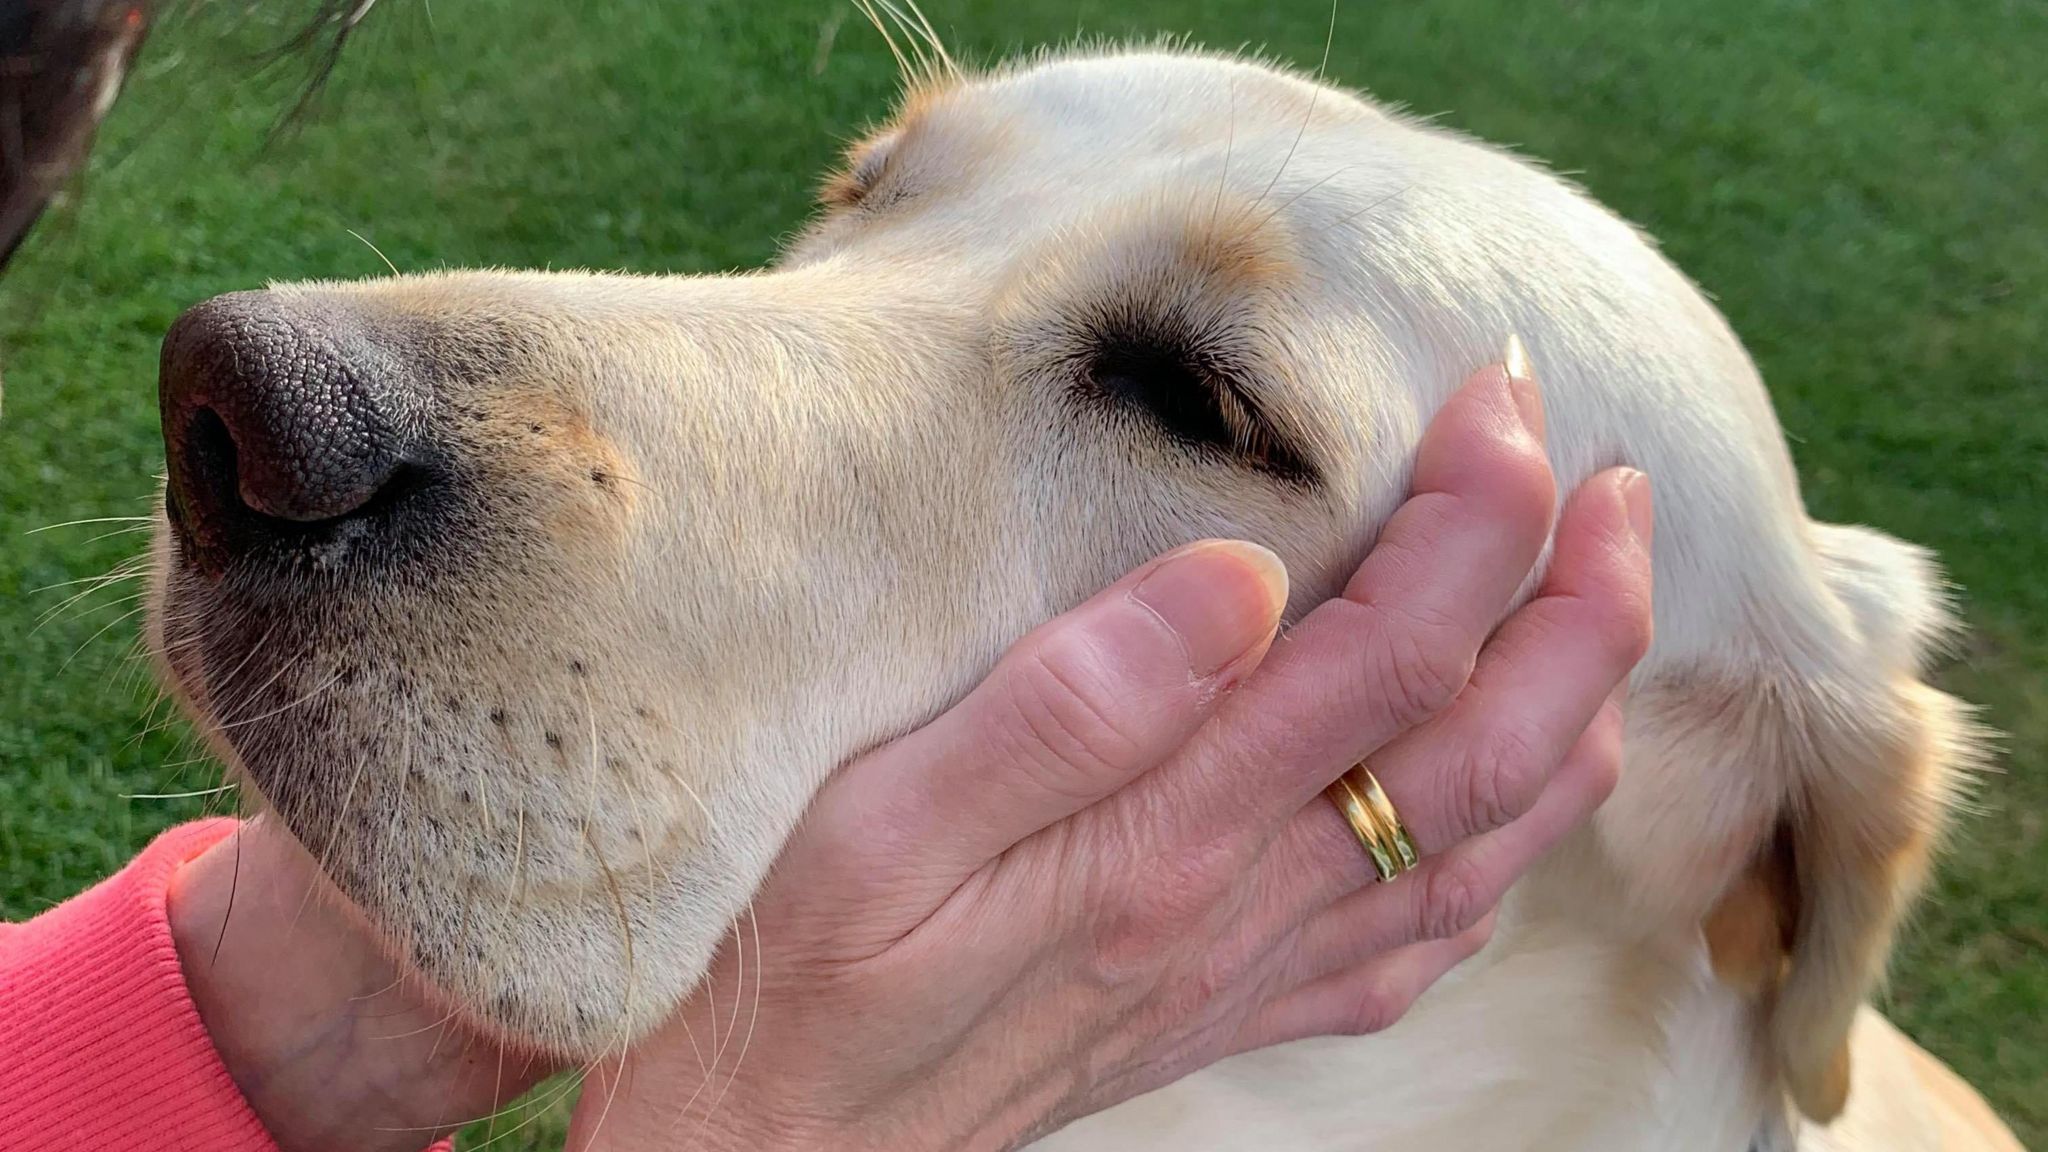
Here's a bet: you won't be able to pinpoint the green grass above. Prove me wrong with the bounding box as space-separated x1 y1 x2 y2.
2 1 2041 1147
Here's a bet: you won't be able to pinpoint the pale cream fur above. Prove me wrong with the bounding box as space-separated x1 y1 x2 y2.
146 47 2019 1151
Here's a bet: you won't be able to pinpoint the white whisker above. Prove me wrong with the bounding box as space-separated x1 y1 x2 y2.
435 1067 588 1149
702 904 766 1132
28 561 147 596
1245 0 1338 220
59 603 147 672
347 227 403 277
25 515 154 534
850 0 913 84
210 666 342 734
122 783 238 800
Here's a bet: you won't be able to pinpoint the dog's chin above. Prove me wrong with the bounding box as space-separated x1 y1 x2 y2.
153 601 737 1058
379 862 731 1060
244 722 739 1054
149 517 767 1055
214 711 734 1058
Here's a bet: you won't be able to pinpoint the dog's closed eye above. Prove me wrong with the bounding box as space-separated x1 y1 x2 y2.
1074 317 1312 484
821 131 900 210
989 188 1316 488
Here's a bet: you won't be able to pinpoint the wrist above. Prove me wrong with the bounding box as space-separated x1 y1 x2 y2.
167 818 554 1152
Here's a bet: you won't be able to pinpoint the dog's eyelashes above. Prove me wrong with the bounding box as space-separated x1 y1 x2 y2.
1088 336 1238 450
1081 332 1313 484
821 133 899 209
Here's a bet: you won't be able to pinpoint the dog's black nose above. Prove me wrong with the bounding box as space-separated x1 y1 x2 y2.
161 291 430 568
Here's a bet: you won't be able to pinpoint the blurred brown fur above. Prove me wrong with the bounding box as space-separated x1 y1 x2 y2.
0 0 151 266
0 0 374 272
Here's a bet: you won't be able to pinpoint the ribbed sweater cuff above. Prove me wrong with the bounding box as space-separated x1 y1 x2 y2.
0 818 277 1151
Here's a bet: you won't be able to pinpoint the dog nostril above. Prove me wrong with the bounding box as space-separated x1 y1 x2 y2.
228 406 408 524
174 403 420 539
169 407 239 535
160 290 437 564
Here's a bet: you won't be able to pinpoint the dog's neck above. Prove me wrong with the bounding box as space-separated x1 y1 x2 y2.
1034 846 1788 1151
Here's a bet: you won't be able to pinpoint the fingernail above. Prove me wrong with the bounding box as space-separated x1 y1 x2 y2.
1502 333 1544 439
1131 541 1289 678
1619 469 1654 552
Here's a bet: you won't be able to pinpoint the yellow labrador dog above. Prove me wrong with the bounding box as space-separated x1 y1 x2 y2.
145 47 2021 1152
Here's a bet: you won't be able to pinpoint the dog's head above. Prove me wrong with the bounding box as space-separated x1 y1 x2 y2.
148 48 1973 1122
152 51 1421 1053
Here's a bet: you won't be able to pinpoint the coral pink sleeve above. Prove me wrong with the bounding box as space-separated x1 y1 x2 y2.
0 820 453 1152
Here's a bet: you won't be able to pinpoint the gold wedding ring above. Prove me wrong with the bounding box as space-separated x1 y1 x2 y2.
1327 764 1420 882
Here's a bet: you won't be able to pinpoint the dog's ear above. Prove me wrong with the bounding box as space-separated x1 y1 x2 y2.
1703 524 1982 1122
1767 677 1966 1121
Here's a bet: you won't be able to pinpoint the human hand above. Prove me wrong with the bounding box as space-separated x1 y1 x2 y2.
166 817 559 1152
565 347 1654 1152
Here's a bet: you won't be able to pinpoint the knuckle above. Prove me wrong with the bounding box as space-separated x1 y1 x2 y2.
1583 549 1655 667
1493 450 1560 533
1463 721 1544 832
1165 931 1262 1023
1432 437 1555 547
1461 914 1500 957
1419 855 1491 942
1006 643 1149 786
1370 613 1471 730
1524 586 1650 686
1375 503 1457 571
1586 744 1624 806
1582 708 1628 799
1608 587 1656 666
1338 979 1410 1036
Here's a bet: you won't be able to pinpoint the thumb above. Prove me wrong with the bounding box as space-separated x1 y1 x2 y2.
798 540 1288 907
